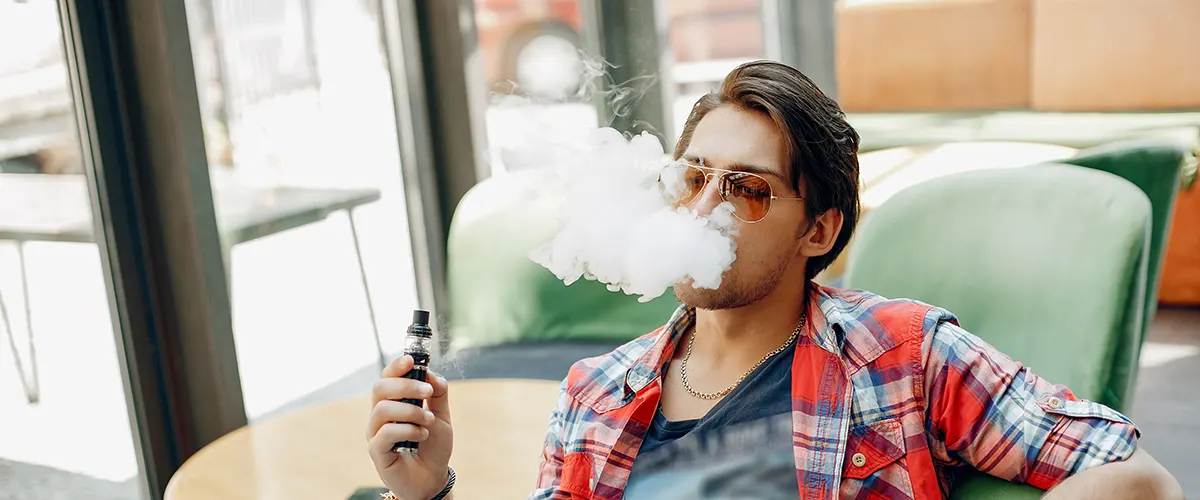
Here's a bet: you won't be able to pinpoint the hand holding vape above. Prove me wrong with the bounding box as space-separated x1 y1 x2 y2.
393 309 434 454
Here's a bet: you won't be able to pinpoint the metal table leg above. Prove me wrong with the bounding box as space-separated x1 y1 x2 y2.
346 210 386 371
2 242 40 404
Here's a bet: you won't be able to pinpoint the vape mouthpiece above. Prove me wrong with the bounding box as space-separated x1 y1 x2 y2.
412 309 430 326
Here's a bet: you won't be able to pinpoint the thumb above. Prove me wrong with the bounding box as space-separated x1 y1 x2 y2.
426 371 452 423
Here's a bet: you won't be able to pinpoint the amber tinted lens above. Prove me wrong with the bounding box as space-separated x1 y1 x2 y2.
721 172 773 221
660 162 707 206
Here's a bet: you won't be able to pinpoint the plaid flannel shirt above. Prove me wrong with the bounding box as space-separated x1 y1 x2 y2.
530 285 1139 499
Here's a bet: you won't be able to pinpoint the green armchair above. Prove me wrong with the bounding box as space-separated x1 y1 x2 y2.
843 164 1153 498
1060 139 1191 330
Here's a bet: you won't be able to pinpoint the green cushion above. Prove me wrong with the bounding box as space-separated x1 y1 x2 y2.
1061 139 1190 330
844 164 1151 497
948 473 1042 500
446 172 680 349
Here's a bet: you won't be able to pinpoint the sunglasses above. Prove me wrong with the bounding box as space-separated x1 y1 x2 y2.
659 159 803 223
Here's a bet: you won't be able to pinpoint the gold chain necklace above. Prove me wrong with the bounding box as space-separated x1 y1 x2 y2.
680 313 806 401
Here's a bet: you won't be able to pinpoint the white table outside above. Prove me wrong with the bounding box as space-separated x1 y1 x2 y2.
0 173 385 403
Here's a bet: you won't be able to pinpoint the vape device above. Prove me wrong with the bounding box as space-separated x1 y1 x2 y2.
393 309 433 454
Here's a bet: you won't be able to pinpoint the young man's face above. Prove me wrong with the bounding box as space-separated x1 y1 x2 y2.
672 105 810 310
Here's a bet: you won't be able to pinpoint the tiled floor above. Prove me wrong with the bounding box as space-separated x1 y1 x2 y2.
1128 306 1200 495
0 460 134 500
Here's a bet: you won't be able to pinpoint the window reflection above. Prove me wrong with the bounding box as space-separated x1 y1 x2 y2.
476 0 767 172
666 0 764 138
475 0 598 175
477 0 586 102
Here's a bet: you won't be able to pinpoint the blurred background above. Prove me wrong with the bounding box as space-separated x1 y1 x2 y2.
0 0 1197 499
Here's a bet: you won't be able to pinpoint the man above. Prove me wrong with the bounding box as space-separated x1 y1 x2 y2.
366 61 1183 499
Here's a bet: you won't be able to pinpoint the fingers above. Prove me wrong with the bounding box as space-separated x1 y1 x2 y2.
381 355 446 384
372 374 434 405
424 372 451 423
367 422 429 458
381 354 414 379
374 354 451 423
366 399 436 441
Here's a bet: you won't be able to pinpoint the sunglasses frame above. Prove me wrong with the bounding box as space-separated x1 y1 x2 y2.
663 160 804 223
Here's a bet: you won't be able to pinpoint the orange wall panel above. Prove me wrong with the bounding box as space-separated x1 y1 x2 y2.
1031 0 1200 111
836 0 1032 112
1160 184 1200 305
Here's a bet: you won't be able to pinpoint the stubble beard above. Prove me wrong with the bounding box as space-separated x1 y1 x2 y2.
673 259 790 311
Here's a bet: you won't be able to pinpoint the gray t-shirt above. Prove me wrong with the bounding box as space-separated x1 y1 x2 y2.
624 343 797 499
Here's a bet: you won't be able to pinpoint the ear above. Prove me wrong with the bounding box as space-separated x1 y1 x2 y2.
797 208 843 260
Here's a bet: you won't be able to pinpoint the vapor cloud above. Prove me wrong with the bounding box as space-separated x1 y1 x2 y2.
525 128 738 302
492 50 738 302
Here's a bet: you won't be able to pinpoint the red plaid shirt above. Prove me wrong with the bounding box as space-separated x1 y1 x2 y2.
531 285 1139 499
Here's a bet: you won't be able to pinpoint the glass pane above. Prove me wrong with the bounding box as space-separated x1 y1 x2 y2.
665 0 765 138
475 0 600 175
0 1 140 498
183 0 418 421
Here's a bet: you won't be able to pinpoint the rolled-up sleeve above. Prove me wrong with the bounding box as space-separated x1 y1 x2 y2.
530 378 571 499
921 318 1140 490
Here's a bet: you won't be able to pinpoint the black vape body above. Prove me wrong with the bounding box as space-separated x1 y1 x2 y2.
393 309 433 454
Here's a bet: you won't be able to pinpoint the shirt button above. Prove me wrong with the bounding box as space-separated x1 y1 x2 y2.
1047 397 1064 410
851 452 867 467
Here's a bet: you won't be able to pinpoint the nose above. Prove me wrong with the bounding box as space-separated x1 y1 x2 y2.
688 173 724 217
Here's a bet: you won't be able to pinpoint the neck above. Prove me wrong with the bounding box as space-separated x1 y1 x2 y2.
690 275 811 366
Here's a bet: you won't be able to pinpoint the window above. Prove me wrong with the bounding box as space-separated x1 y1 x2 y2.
184 0 419 421
0 1 139 497
474 0 600 175
666 0 764 138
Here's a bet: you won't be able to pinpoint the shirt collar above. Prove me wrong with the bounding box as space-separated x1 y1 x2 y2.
627 283 850 390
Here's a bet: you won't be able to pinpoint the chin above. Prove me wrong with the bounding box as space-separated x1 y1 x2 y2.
673 282 755 311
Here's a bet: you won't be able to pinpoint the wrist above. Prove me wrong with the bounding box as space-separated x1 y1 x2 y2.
429 467 455 500
380 467 455 500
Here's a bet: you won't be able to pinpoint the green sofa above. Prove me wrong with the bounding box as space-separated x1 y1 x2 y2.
844 164 1153 498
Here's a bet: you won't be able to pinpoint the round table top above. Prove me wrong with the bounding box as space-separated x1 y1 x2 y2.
165 378 562 500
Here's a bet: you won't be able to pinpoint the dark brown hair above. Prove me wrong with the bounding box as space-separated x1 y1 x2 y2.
674 60 861 280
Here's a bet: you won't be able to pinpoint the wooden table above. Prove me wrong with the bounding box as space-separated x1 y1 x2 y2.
164 379 562 500
0 173 384 403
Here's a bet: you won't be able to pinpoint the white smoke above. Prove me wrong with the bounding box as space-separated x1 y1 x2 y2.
523 127 739 302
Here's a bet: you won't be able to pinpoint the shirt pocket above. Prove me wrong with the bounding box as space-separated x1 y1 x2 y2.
842 418 910 486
